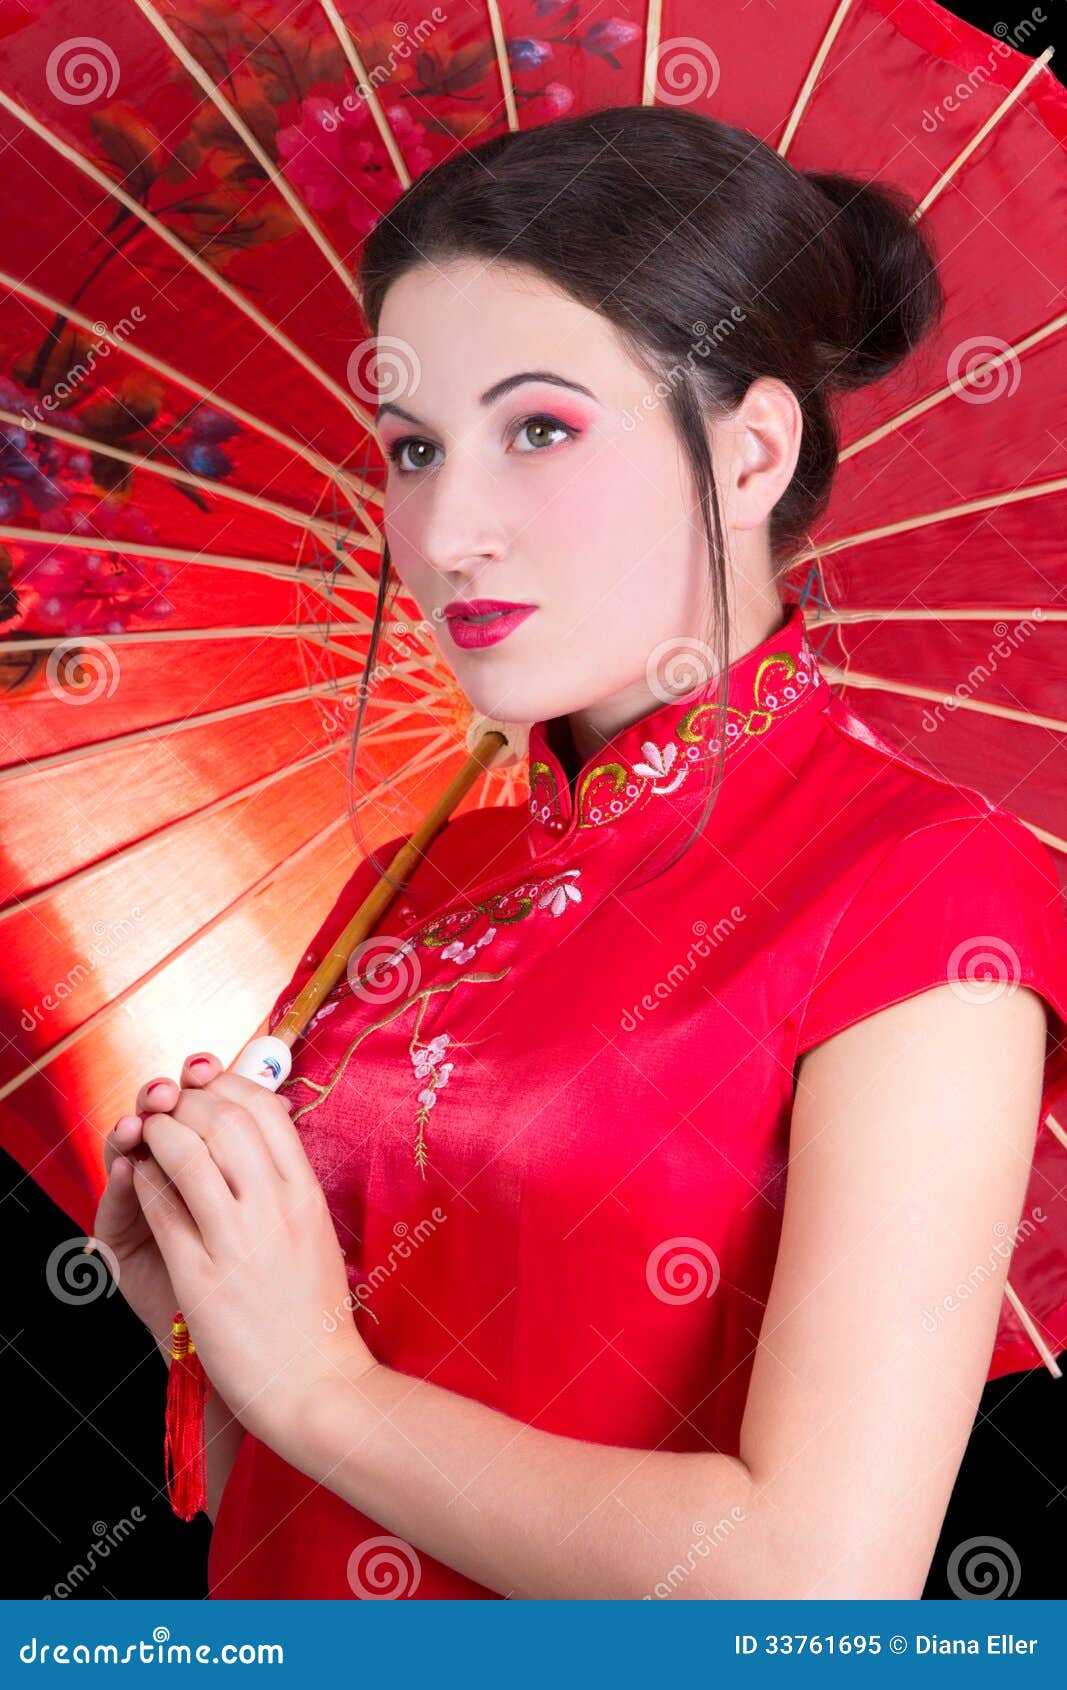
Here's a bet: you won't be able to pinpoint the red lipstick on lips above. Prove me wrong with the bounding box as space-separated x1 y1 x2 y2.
444 598 537 650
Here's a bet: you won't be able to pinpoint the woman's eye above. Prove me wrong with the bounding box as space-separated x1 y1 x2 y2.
386 438 439 473
511 415 575 453
385 415 575 475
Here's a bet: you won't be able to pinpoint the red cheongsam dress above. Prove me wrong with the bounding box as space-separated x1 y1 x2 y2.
208 603 1067 1599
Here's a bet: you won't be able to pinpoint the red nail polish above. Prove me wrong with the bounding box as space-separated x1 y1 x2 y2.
189 1058 212 1071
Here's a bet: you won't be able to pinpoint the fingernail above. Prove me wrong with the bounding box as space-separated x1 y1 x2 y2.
189 1058 212 1072
146 1080 170 1099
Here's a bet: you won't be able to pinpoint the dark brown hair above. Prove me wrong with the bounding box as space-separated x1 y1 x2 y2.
347 103 944 893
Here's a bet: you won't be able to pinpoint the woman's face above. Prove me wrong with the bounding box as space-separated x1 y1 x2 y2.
376 257 752 736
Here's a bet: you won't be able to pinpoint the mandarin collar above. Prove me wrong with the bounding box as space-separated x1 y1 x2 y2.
524 602 828 856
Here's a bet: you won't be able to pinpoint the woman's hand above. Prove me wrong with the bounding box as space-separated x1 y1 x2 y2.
90 1100 182 1355
90 1054 238 1352
128 1052 378 1460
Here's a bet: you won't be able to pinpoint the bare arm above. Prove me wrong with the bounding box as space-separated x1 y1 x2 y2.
272 980 1047 1598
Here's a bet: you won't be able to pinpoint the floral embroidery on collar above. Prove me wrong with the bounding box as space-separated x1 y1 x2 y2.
526 605 826 836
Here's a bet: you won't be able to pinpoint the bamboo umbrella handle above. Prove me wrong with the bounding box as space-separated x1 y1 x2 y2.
230 727 513 1090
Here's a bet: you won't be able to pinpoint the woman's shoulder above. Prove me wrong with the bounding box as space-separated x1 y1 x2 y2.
805 689 1058 882
795 695 1067 1087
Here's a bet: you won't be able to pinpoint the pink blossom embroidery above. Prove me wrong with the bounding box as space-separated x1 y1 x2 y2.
440 926 497 966
410 1033 455 1173
632 740 686 794
537 872 582 916
304 1002 335 1033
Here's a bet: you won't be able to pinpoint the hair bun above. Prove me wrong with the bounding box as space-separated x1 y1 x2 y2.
804 170 943 392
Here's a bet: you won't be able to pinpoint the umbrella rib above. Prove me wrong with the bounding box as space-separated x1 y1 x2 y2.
641 0 661 102
0 523 381 610
130 0 360 301
0 672 370 781
818 660 1067 735
0 88 376 433
0 703 446 918
0 406 368 549
840 309 1067 461
0 738 461 1109
0 661 453 782
0 268 383 523
485 0 520 130
0 531 441 660
793 473 1067 559
805 607 1065 624
775 0 856 157
317 0 412 191
817 667 1067 854
1004 1281 1063 1378
773 27 1059 460
1047 1112 1067 1151
0 623 368 661
913 46 1056 220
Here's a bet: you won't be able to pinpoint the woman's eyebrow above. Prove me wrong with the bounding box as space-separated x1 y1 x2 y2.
376 370 597 427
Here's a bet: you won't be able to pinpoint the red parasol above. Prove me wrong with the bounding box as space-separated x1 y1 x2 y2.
1 0 1066 1385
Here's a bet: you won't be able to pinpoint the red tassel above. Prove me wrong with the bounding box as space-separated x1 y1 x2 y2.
164 1310 212 1521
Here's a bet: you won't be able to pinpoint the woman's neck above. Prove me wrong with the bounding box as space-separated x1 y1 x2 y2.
549 600 789 792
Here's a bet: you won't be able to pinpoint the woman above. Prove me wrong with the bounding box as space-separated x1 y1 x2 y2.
93 107 1067 1599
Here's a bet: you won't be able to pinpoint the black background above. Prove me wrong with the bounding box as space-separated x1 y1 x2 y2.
5 0 1067 1599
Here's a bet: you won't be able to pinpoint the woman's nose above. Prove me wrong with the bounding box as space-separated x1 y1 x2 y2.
413 451 509 575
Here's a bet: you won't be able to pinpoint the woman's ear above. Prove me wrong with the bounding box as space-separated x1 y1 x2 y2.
713 376 803 534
